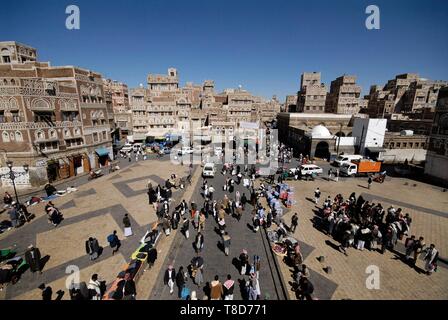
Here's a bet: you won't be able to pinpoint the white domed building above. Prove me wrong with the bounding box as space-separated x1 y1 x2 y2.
302 125 335 160
310 125 333 139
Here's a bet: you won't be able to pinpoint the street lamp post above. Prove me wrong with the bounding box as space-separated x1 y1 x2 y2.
2 160 29 206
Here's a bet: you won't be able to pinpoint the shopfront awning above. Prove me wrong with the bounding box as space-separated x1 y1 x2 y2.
95 147 110 157
366 147 386 153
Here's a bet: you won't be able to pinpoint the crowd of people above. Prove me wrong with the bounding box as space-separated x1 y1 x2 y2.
316 190 439 275
159 160 271 300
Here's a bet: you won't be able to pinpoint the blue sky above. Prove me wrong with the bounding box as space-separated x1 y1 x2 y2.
1 0 447 100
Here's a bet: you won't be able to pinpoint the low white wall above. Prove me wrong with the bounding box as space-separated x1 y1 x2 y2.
382 149 427 164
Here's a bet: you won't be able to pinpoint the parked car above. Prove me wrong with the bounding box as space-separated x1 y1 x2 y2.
177 147 194 155
298 164 323 176
120 143 133 153
202 163 216 178
333 154 363 167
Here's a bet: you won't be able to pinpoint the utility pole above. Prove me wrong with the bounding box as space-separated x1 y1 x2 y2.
358 124 366 155
336 123 342 155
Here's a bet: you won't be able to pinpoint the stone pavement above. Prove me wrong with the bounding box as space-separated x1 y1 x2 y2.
0 155 190 300
149 164 287 300
276 160 448 300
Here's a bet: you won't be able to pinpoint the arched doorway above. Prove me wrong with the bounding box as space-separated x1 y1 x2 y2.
315 141 330 160
335 131 345 137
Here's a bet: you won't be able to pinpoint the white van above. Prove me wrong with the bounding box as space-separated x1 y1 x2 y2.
298 164 323 176
202 163 216 178
333 154 363 167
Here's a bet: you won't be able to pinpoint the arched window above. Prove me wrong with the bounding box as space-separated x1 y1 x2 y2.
74 128 81 136
64 129 71 137
15 131 23 142
49 129 57 139
36 130 45 140
3 79 7 86
2 131 10 142
9 98 18 109
10 79 15 86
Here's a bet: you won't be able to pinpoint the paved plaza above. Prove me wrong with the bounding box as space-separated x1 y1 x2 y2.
1 156 447 300
275 160 448 300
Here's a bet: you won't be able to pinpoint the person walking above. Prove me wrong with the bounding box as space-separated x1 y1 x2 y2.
412 236 426 265
241 193 247 211
198 211 206 232
208 185 215 201
117 273 137 300
290 213 299 233
8 206 20 228
314 188 321 204
85 237 101 261
107 230 121 255
182 217 190 239
25 244 42 274
223 274 235 300
176 266 186 298
335 169 339 182
368 176 373 189
38 283 52 300
194 232 204 253
87 274 102 300
209 275 224 300
123 214 133 237
194 265 204 287
164 265 176 295
239 249 249 275
405 235 416 261
424 244 439 275
222 232 231 256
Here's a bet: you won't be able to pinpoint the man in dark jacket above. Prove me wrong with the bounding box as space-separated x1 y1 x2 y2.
147 248 157 268
297 277 314 300
25 245 42 273
240 193 247 211
115 273 136 300
107 231 121 255
164 265 176 295
85 237 101 260
176 266 186 298
38 283 52 300
290 213 299 233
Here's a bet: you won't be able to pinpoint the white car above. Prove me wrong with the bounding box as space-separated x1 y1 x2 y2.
177 147 194 155
202 163 216 177
299 164 323 176
121 143 133 153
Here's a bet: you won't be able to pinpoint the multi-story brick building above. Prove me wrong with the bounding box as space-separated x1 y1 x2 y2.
285 95 297 112
366 73 447 118
425 86 448 183
129 68 281 143
0 41 113 188
325 75 362 114
103 79 132 140
296 72 327 113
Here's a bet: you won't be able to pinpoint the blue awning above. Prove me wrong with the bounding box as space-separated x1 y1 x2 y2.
95 147 110 157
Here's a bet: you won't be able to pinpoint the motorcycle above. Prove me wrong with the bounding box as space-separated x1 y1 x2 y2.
88 169 103 180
